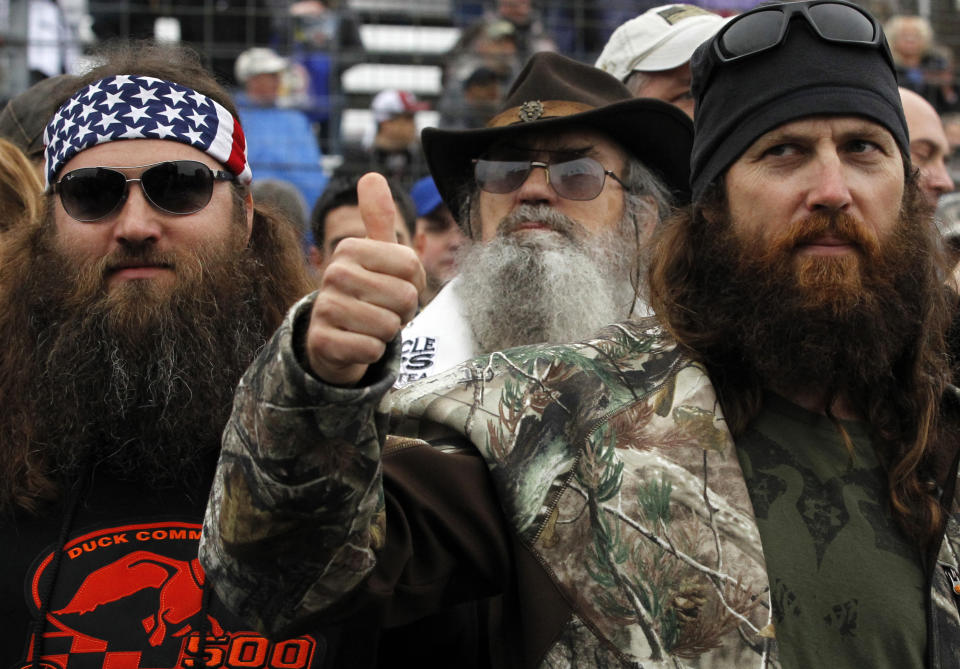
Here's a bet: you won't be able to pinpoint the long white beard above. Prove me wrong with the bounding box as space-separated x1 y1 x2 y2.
455 206 637 354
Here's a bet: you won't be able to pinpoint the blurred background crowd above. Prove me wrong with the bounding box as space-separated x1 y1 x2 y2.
0 0 958 269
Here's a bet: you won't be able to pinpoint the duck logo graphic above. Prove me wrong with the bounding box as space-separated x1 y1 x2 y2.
53 551 224 646
24 521 321 669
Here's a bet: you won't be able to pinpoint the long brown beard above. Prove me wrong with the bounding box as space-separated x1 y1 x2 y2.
701 204 930 403
0 220 268 495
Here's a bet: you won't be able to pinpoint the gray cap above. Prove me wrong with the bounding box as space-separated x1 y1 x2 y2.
0 75 80 161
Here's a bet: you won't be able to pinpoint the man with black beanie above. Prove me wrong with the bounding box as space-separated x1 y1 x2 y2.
201 2 960 666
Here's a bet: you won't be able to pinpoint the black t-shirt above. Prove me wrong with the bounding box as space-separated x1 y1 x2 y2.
0 475 342 669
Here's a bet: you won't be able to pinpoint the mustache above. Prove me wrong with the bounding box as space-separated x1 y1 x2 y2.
496 204 586 242
767 210 881 258
101 245 178 275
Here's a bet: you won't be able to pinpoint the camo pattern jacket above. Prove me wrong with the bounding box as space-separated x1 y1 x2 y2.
200 296 960 668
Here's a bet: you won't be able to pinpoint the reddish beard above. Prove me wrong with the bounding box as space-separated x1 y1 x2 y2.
679 195 937 407
734 209 884 316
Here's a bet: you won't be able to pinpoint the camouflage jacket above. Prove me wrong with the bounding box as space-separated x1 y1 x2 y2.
201 296 960 668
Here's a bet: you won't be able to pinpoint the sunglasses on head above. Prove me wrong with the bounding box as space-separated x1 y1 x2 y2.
714 0 883 64
52 160 236 223
473 155 626 201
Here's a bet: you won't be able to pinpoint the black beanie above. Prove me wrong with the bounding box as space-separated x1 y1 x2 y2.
689 2 908 202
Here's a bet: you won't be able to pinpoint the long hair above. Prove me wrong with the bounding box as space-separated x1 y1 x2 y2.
0 137 43 233
236 191 316 330
649 177 954 547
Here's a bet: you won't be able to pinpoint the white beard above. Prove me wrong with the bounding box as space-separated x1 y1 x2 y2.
455 205 638 353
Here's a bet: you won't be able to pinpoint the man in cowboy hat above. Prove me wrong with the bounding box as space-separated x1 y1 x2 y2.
396 52 692 385
201 0 960 665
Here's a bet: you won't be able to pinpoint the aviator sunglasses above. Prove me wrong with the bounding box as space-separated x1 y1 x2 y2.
473 155 626 201
713 0 884 64
52 160 236 222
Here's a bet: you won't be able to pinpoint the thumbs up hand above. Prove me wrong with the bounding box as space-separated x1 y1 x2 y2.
305 173 426 386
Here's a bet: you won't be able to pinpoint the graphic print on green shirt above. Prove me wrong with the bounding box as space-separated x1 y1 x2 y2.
735 393 926 669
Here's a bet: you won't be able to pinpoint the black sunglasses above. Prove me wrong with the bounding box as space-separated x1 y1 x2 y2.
714 0 882 64
473 156 626 201
52 160 236 223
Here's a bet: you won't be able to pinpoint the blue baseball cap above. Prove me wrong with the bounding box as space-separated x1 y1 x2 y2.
410 175 443 217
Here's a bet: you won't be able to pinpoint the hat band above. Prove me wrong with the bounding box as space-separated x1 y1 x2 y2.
487 100 596 128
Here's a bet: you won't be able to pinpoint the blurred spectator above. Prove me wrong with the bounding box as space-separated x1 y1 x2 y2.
944 112 960 185
410 176 465 306
446 19 521 90
286 0 363 51
339 90 429 188
925 45 960 114
0 73 79 176
283 0 365 154
486 0 556 60
307 175 415 273
235 47 288 107
464 66 503 105
251 178 311 248
439 66 504 129
0 137 43 234
900 87 954 210
885 15 959 114
438 19 519 130
22 0 81 84
596 3 726 118
233 47 329 217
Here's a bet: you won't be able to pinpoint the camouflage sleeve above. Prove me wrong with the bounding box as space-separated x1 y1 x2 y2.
199 292 400 635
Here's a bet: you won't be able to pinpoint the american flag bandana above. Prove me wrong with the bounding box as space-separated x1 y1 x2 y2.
44 74 252 188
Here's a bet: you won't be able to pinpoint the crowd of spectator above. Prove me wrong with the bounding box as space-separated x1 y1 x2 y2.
4 1 959 283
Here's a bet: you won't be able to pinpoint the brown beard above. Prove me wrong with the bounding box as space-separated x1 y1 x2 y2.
23 231 261 486
0 199 313 511
699 204 929 403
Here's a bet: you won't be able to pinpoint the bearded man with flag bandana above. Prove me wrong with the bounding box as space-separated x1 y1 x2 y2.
0 43 368 669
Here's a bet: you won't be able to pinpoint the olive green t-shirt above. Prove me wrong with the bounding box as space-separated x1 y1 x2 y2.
735 394 926 668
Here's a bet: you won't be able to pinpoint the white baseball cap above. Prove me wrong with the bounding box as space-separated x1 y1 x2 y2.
370 89 429 124
596 4 727 81
234 47 288 83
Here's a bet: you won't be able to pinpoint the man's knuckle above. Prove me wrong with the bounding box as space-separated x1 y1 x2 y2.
400 282 419 309
385 312 403 336
321 262 354 289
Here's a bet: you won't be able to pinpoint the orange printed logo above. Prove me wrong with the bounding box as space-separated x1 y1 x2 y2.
26 522 323 669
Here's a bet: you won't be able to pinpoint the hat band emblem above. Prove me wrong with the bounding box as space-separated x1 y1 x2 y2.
518 100 544 122
487 100 597 128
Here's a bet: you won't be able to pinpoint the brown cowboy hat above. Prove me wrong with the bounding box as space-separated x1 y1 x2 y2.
422 51 694 224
